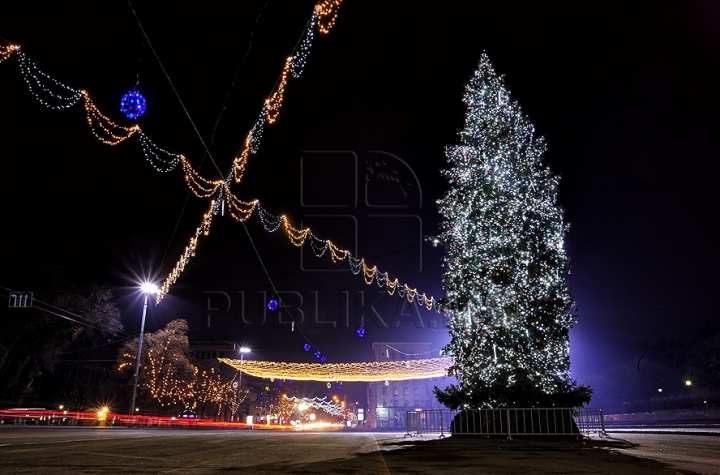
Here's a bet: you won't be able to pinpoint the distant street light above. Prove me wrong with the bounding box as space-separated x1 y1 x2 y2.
235 346 251 421
129 282 158 423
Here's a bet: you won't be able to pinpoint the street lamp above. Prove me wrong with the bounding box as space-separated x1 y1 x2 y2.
234 346 251 421
129 282 158 422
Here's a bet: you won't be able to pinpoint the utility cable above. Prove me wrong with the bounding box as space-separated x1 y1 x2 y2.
241 221 323 352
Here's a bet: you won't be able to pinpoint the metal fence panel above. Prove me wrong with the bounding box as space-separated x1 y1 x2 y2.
406 408 607 438
404 410 459 438
574 408 606 436
448 408 581 439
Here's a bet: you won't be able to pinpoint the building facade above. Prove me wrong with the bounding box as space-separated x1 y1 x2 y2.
365 341 448 429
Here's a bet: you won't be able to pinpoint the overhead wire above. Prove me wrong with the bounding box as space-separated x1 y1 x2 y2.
0 286 131 337
124 0 226 273
241 221 323 352
125 0 224 178
203 0 271 166
0 36 438 313
122 1 331 353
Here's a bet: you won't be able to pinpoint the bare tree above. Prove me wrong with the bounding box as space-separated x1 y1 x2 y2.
0 275 123 407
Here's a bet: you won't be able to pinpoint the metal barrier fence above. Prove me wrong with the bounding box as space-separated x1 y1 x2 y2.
404 410 459 438
574 408 606 436
450 408 580 439
405 408 606 439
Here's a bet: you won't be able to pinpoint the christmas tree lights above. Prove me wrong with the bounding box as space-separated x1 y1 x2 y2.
434 53 591 409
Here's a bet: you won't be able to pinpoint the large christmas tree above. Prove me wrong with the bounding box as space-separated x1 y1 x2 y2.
435 53 591 409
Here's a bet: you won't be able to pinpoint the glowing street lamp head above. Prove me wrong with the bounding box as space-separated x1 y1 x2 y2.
141 282 159 294
239 347 251 354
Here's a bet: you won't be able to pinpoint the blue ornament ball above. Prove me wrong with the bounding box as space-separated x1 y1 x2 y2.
315 350 321 359
321 356 326 363
356 327 365 338
120 90 147 119
267 299 279 311
303 343 311 352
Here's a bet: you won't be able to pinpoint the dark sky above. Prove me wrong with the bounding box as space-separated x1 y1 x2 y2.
2 1 720 400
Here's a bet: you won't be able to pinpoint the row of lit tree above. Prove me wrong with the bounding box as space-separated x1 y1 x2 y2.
117 319 249 418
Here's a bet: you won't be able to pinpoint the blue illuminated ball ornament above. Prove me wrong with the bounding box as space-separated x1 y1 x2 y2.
267 299 278 311
120 90 147 119
356 327 365 338
321 356 326 363
303 343 311 352
315 350 321 359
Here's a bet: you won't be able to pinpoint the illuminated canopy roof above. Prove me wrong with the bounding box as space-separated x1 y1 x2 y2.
218 357 451 382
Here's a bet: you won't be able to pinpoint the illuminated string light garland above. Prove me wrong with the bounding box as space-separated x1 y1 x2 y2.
156 199 437 310
2 7 437 312
315 0 343 34
84 93 140 145
284 396 344 416
0 45 19 62
218 357 451 382
0 0 343 180
181 156 223 197
137 129 181 172
157 199 218 299
229 1 343 184
15 50 85 109
223 183 259 222
1 45 183 173
147 0 352 302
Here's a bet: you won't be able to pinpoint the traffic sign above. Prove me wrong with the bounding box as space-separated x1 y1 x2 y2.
9 291 33 308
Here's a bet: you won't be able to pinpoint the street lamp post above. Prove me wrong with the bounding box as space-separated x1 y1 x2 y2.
235 346 251 421
129 282 158 424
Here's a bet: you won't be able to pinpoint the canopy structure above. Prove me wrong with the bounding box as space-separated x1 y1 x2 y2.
218 357 452 382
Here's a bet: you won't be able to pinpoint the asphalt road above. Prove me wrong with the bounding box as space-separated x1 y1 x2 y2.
606 432 719 475
0 426 718 474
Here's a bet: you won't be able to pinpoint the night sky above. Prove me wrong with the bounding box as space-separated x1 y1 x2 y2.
2 1 719 402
